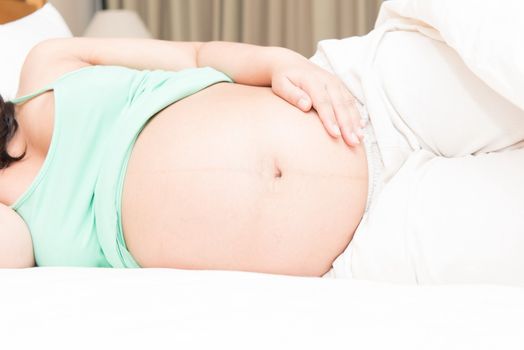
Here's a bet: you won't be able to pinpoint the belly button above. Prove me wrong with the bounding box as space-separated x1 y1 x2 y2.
259 155 282 179
268 162 283 193
274 166 282 179
273 158 283 179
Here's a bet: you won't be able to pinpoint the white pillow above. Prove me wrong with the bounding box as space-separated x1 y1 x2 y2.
0 3 72 100
377 0 524 112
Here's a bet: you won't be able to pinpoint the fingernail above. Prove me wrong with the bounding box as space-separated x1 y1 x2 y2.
356 128 364 137
332 123 341 136
298 98 309 110
360 119 367 127
350 133 360 144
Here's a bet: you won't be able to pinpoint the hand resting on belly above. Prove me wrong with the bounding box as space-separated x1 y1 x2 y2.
122 82 369 276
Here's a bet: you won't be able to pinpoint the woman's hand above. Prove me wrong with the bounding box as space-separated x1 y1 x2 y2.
271 60 365 147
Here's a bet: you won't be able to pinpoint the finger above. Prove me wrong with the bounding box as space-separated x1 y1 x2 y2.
299 79 342 138
272 76 312 112
339 86 365 141
329 85 360 146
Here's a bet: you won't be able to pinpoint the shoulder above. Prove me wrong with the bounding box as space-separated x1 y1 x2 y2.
16 38 91 98
0 203 35 268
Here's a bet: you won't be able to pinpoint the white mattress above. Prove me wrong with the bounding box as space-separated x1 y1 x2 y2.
1 267 523 350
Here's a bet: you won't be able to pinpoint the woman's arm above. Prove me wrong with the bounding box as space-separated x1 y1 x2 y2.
24 38 364 146
0 203 35 268
31 38 280 84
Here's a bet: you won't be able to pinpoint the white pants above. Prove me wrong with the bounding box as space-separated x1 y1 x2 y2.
317 30 524 285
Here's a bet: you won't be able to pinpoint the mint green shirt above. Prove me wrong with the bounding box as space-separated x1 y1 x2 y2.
10 65 232 267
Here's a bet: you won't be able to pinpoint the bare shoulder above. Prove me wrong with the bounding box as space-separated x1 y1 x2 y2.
0 203 28 233
0 203 35 268
16 38 91 98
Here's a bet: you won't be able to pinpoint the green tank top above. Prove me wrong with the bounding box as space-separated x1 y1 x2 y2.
9 65 232 267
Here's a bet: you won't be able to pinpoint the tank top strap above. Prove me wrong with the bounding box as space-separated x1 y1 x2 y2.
9 83 54 105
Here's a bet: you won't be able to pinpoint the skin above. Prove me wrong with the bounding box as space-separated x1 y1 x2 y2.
0 38 368 273
122 83 368 276
0 202 34 267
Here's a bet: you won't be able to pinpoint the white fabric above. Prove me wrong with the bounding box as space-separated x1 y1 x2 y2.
377 0 524 113
311 0 524 285
0 4 72 100
1 267 523 350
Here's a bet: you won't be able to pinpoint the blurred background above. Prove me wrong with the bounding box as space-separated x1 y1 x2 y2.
49 0 383 57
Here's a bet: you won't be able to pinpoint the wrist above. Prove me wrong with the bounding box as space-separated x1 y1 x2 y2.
267 47 308 76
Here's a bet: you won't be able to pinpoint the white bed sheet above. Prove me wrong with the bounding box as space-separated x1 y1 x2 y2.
1 267 523 350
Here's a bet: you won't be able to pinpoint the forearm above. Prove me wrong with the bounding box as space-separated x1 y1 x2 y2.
197 41 308 86
89 38 308 86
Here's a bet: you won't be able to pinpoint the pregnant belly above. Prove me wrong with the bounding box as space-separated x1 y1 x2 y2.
121 83 368 276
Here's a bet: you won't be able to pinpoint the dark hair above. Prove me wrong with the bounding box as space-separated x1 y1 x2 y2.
0 94 25 169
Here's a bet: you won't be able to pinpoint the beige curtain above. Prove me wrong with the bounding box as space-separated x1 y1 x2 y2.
107 0 383 57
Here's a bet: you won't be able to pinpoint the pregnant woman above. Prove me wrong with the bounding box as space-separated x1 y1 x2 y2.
0 38 368 275
6 28 523 285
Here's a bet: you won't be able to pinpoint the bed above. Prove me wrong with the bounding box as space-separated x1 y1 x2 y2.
0 267 523 349
1 1 524 349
